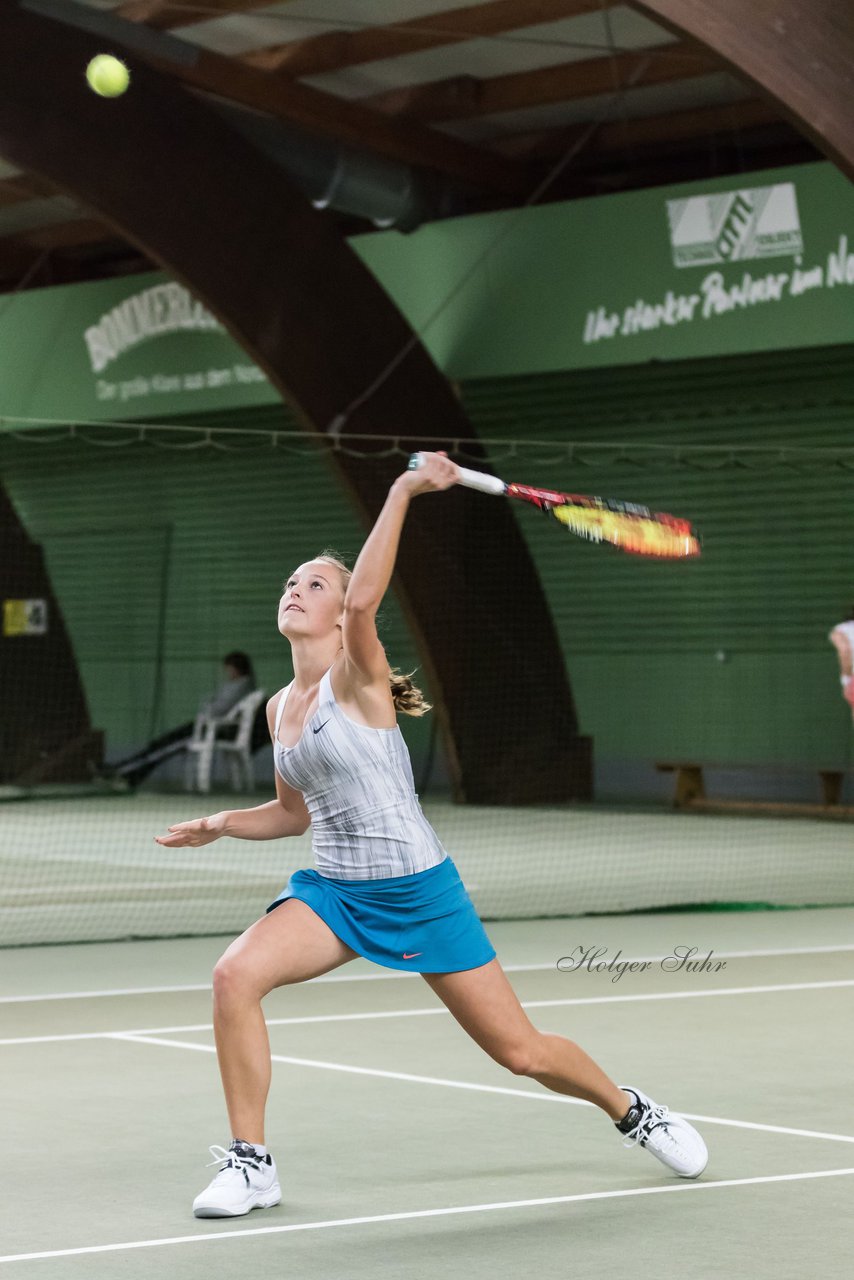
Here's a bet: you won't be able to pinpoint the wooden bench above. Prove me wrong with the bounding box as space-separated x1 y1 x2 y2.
655 761 851 817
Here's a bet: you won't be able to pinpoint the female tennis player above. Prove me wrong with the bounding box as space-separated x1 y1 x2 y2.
155 450 708 1218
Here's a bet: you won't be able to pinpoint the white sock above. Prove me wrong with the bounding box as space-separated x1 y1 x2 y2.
233 1139 267 1157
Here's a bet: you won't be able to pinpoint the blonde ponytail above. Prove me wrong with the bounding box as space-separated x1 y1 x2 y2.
389 668 432 717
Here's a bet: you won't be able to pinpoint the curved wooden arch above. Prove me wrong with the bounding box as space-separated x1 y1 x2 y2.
0 483 100 783
632 0 854 180
0 2 589 803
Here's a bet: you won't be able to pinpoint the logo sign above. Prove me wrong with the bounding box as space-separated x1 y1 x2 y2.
3 599 48 637
666 182 803 268
76 278 270 411
83 282 223 375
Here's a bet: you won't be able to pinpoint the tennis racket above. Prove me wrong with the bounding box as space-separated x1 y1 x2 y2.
407 453 700 559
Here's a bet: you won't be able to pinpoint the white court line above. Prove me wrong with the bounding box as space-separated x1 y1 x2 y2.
3 977 854 1049
3 941 854 1004
0 983 214 1005
111 1033 854 1146
2 1168 853 1265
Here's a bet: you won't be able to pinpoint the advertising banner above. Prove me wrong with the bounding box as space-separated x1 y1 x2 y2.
355 160 854 377
1 161 852 427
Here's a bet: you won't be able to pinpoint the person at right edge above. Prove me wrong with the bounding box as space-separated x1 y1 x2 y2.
829 606 854 720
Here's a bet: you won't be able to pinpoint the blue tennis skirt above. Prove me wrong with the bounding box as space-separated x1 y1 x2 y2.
267 856 496 974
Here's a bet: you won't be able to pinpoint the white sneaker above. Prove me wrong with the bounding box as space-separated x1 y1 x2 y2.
617 1085 708 1178
192 1141 282 1218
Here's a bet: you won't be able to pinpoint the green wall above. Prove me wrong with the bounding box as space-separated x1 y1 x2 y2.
2 157 852 800
3 345 852 795
464 346 854 772
0 409 432 775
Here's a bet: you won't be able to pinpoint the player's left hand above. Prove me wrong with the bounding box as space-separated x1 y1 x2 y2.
154 814 224 847
399 450 459 496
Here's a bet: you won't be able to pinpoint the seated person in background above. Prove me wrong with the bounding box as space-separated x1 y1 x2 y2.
829 607 854 719
198 651 257 720
109 651 258 787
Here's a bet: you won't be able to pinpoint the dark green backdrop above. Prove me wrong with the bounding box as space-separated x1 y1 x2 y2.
2 343 852 792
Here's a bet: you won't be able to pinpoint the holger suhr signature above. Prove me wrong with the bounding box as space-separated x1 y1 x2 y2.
557 945 727 983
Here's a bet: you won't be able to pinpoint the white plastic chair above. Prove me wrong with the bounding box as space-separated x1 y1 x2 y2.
183 689 266 794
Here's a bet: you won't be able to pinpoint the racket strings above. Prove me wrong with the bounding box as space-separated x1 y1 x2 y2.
504 480 699 557
550 502 700 558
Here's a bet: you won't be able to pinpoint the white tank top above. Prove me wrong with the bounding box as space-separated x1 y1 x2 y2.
273 668 446 880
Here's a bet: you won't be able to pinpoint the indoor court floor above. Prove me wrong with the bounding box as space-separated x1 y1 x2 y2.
2 906 854 1278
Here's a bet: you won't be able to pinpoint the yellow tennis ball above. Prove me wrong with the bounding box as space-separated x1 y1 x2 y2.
86 54 130 98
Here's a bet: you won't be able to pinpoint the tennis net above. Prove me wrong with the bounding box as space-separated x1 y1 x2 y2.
2 415 853 947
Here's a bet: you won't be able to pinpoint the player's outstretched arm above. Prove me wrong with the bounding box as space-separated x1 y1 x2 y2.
343 451 458 678
154 769 310 847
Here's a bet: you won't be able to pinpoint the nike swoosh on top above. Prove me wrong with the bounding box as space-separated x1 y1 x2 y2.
312 721 329 734
402 952 423 959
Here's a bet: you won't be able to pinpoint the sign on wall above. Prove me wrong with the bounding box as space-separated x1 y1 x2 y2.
353 160 854 377
0 275 277 425
1 160 853 429
665 182 803 267
3 599 47 636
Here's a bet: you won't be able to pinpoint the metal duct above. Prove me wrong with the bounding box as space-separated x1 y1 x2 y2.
208 99 470 233
22 0 472 233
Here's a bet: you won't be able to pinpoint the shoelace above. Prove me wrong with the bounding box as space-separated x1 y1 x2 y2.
205 1144 262 1188
621 1102 675 1150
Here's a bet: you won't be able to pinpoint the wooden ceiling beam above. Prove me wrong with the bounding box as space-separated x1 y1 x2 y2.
362 40 719 121
243 0 608 78
491 96 782 159
631 0 854 181
16 219 113 250
116 0 273 31
138 39 530 194
0 220 125 291
363 75 482 121
0 173 59 208
555 143 818 196
0 238 47 281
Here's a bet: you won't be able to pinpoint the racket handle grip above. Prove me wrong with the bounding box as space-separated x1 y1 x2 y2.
407 452 506 497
